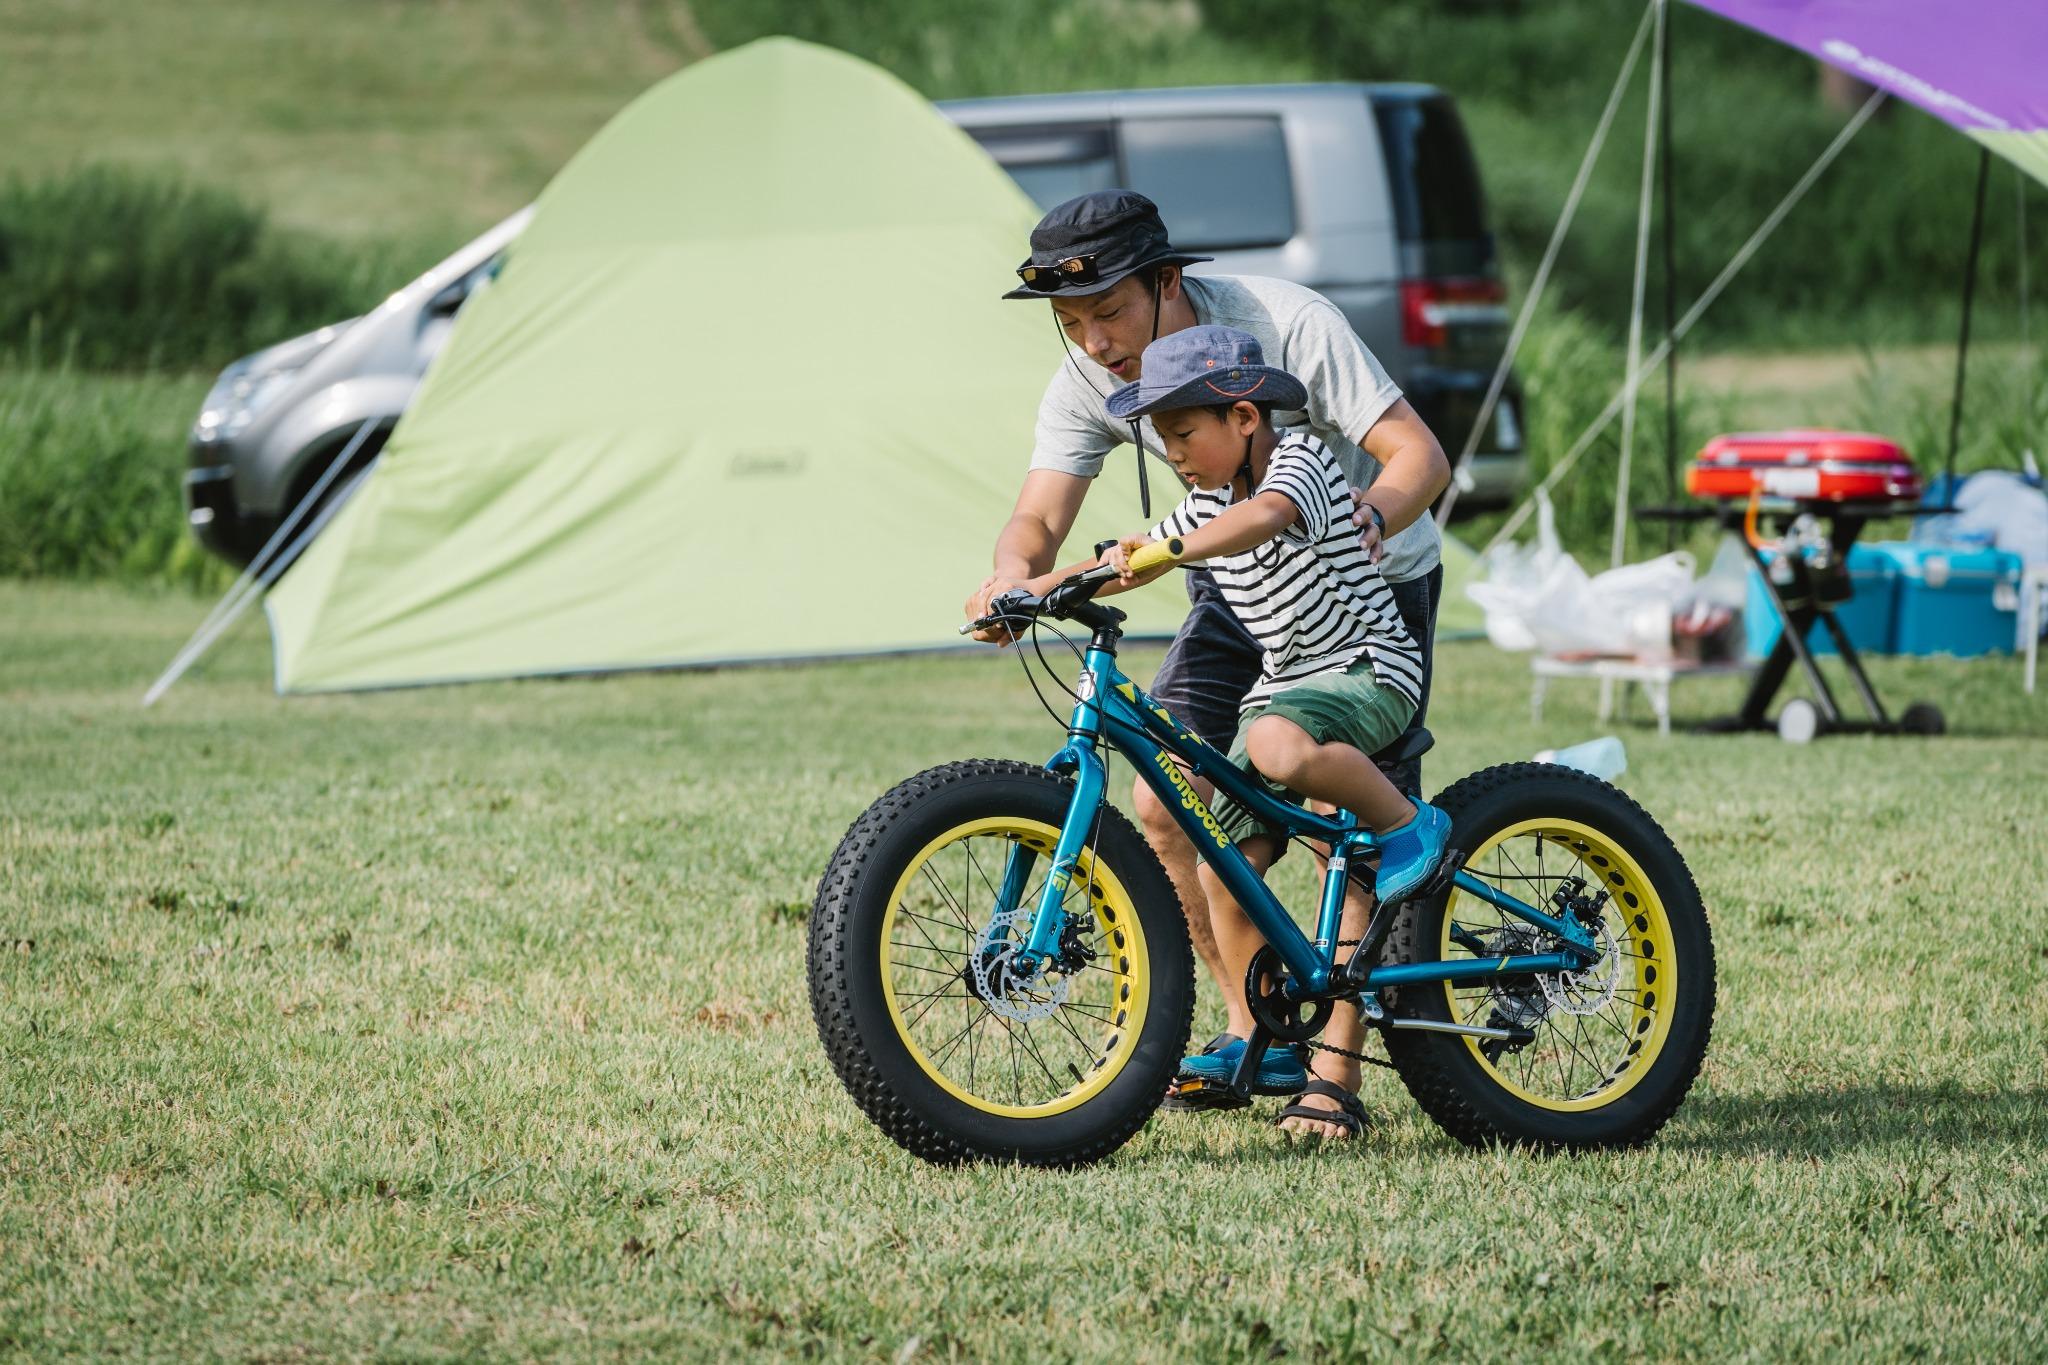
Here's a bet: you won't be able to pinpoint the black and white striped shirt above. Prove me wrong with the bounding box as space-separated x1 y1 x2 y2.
1147 433 1423 711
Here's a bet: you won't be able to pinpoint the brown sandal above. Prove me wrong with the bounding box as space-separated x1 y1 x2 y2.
1274 1077 1368 1138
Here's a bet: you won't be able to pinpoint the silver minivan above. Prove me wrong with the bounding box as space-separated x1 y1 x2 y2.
186 83 1524 564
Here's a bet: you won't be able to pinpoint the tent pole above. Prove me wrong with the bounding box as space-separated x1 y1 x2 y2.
1945 146 1991 492
1658 0 1678 550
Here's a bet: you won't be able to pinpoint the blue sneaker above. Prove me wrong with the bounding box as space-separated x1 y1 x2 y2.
1175 1036 1307 1095
1374 802 1453 905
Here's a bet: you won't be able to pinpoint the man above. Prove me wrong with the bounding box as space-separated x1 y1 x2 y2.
963 190 1451 1139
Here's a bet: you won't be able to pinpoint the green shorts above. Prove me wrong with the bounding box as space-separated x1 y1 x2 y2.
1203 655 1418 857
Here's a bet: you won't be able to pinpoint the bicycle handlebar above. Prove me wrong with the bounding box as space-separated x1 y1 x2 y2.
959 537 1187 636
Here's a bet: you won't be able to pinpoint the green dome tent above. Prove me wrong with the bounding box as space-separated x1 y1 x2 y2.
265 37 1186 693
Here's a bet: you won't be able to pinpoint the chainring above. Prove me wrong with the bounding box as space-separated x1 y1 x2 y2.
1245 945 1333 1043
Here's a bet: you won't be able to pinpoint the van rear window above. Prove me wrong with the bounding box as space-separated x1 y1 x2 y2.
1121 116 1294 251
965 123 1119 212
1372 95 1488 246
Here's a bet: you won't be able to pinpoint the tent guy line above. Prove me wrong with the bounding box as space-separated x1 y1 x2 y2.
1434 0 1656 531
143 417 380 707
1479 88 1888 560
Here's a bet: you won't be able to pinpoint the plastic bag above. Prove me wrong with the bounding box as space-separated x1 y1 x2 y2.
1465 489 1696 658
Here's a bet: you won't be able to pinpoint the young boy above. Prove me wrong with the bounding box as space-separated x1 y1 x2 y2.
1021 325 1451 1116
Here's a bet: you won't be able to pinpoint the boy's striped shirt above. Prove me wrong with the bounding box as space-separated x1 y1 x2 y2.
1147 433 1423 711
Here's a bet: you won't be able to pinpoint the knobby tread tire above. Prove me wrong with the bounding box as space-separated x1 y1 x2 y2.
1380 762 1715 1151
807 759 1195 1167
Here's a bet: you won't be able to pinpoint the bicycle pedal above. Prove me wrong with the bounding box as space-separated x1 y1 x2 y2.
1422 848 1467 898
1163 1077 1251 1112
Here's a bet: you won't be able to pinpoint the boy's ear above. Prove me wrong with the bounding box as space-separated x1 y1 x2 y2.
1233 400 1262 432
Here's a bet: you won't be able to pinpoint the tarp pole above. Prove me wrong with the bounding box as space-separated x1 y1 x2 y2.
2021 170 2036 466
1658 0 1680 550
1945 146 1992 491
1611 0 1666 569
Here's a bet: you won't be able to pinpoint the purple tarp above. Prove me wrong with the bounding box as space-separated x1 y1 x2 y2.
1683 0 2048 185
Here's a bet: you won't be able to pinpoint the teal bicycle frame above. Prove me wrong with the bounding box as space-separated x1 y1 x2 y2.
995 633 1600 1002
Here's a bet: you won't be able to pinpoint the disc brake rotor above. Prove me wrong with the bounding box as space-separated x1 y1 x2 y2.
1538 919 1622 1016
968 909 1070 1023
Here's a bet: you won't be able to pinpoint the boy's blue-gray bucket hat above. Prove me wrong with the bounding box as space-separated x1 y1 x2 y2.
1105 325 1308 419
1002 189 1211 300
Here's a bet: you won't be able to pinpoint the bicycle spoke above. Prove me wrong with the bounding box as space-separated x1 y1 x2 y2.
892 981 971 1008
927 1009 989 1067
888 957 963 979
1014 1022 1065 1093
1046 1004 1101 1057
917 860 972 929
893 903 953 957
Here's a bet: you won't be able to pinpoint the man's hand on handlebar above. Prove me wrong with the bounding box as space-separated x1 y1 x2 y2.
964 575 1032 646
960 539 1186 640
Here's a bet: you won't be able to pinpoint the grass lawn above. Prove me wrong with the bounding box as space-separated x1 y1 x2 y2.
4 581 2046 1360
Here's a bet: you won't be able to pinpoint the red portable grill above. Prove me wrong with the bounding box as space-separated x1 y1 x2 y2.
1685 430 1923 505
1664 428 1945 741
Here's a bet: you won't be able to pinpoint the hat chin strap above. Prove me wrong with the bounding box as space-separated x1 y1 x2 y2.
1047 272 1166 518
1123 271 1166 518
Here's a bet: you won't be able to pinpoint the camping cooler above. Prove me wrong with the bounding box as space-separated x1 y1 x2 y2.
1868 543 2024 657
1744 544 1898 659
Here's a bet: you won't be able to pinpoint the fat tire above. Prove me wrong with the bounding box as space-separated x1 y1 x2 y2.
807 759 1195 1166
1381 762 1714 1150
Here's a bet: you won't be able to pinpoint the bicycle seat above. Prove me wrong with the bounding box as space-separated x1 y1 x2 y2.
1371 727 1435 766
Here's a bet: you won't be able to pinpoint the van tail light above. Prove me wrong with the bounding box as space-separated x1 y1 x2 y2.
1400 277 1507 349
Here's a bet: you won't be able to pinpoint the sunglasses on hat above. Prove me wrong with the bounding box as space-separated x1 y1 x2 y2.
1014 253 1103 293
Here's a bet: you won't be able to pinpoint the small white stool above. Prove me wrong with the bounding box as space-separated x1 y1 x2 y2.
2021 564 2048 695
1530 655 1752 737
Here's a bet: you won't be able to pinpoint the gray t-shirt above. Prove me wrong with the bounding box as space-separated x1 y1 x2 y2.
1028 273 1442 583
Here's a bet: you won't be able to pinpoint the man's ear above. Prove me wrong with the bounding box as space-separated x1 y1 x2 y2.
1156 264 1183 301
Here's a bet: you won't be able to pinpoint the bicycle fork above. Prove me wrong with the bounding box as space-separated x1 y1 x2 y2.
982 735 1107 969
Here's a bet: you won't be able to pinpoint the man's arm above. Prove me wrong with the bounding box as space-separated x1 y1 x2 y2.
964 469 1092 642
1350 398 1451 559
992 468 1091 581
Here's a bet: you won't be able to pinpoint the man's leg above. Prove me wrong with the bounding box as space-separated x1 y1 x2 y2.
1195 838 1277 1041
1284 564 1442 1138
1132 772 1225 992
1139 570 1264 1014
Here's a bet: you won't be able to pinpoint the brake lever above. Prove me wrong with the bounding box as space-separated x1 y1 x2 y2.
959 589 1042 636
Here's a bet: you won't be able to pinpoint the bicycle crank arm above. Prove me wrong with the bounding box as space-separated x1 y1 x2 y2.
1382 1016 1537 1043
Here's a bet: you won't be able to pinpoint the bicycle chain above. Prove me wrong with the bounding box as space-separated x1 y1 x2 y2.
1298 938 1397 1071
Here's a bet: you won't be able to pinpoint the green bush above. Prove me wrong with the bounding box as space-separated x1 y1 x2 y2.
0 166 430 372
0 366 225 588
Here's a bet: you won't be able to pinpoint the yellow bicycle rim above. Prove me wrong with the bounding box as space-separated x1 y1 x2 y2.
879 817 1149 1118
1439 817 1677 1113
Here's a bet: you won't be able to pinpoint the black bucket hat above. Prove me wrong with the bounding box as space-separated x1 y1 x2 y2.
1001 189 1211 300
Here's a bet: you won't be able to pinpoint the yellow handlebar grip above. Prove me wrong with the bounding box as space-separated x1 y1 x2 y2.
1126 537 1185 575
